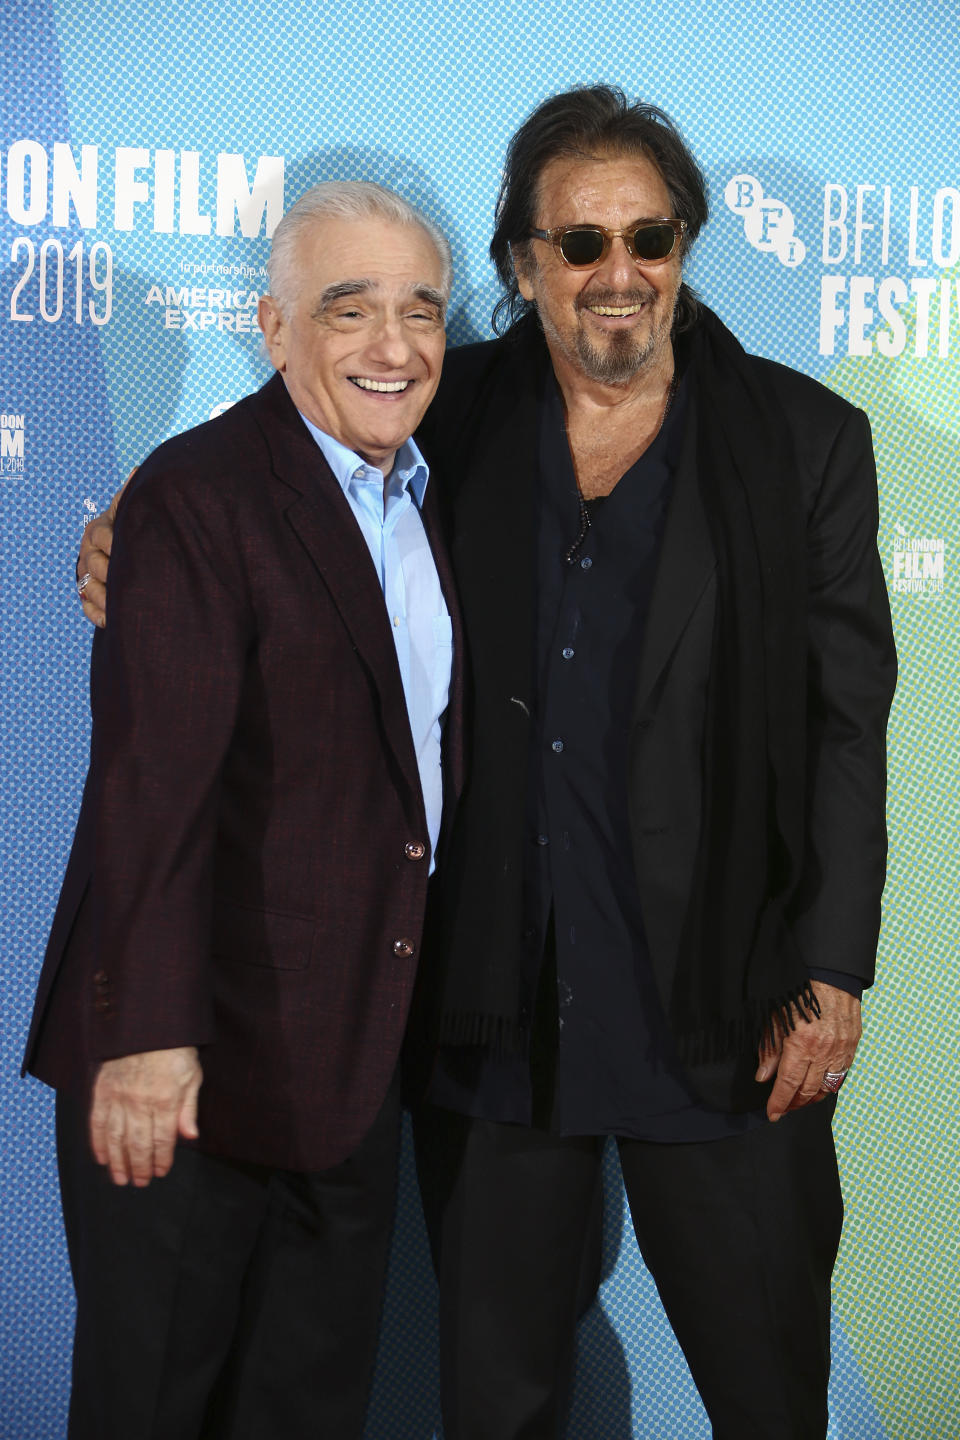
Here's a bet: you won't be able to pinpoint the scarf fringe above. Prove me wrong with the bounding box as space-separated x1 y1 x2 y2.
439 981 822 1069
675 979 821 1066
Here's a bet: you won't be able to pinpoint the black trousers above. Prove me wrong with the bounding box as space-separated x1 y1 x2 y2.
56 1080 401 1440
413 1098 842 1440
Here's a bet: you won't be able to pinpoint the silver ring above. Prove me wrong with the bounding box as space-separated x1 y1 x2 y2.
77 572 92 598
821 1068 849 1094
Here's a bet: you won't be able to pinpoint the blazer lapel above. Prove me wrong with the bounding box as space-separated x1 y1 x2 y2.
249 377 426 818
633 389 716 720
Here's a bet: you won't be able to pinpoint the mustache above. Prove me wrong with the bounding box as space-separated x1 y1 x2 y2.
575 287 656 313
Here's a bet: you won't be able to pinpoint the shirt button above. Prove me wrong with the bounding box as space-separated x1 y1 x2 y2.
354 468 365 480
561 647 574 660
551 739 564 753
404 841 426 860
536 833 549 846
392 938 415 958
580 556 592 570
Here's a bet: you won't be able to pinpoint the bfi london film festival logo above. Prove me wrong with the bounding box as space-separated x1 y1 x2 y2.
892 524 945 595
1 412 25 474
724 171 960 357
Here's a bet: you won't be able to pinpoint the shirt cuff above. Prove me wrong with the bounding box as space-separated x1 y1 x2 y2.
807 968 864 1001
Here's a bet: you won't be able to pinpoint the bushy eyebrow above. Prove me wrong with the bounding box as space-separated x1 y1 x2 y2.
313 279 446 318
314 280 374 314
412 285 447 318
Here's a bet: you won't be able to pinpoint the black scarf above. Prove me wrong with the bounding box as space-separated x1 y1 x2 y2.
673 306 816 1062
433 306 817 1081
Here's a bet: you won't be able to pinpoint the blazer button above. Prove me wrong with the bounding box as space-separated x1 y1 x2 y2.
94 998 113 1015
404 842 426 861
92 970 109 987
393 938 415 958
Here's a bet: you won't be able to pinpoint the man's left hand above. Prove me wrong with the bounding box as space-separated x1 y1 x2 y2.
756 980 862 1123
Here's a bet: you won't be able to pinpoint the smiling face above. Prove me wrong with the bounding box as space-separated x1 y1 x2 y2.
514 151 682 386
258 215 447 472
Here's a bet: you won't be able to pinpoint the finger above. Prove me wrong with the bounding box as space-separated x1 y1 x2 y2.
177 1074 202 1146
755 1018 784 1082
78 525 110 574
755 1038 780 1082
795 1058 828 1105
86 546 110 584
104 1101 132 1186
79 509 118 574
766 1058 813 1122
125 1101 158 1188
79 600 106 629
79 582 107 628
150 1107 180 1181
89 1089 111 1168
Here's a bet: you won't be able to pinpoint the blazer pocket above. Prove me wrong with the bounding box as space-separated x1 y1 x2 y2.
211 900 315 971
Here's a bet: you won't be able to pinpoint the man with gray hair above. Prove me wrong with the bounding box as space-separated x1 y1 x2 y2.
24 180 462 1440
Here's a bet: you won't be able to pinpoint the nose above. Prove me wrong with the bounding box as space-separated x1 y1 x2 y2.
592 234 640 290
366 316 413 369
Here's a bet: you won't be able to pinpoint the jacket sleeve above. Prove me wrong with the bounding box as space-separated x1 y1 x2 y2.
790 405 897 986
85 447 253 1060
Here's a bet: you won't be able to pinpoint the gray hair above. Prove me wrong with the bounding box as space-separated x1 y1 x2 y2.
267 181 453 315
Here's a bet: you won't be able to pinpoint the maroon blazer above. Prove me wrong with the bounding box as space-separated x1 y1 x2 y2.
24 373 464 1171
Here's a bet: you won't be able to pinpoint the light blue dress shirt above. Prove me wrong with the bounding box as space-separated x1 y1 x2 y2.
299 414 452 873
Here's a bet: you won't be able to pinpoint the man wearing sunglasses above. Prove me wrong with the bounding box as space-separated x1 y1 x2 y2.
75 87 895 1440
410 86 895 1440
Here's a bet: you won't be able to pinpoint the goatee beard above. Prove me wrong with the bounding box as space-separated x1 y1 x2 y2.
574 328 659 383
572 288 673 383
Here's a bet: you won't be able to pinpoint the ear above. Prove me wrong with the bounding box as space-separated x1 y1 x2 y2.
510 242 537 303
258 295 287 371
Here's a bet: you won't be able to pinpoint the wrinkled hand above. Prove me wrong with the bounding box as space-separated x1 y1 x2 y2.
77 473 134 628
89 1045 202 1186
756 981 861 1123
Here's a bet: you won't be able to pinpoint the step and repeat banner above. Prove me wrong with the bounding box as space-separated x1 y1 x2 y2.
2 2 957 1437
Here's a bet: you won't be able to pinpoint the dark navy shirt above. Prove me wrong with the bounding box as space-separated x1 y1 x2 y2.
524 373 759 1140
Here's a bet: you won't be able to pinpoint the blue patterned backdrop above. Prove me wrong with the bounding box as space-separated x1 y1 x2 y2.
2 2 958 1436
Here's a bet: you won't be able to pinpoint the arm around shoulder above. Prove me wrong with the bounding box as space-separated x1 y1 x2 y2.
77 469 136 627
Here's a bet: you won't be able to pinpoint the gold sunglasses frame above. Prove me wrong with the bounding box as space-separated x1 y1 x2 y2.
528 217 687 269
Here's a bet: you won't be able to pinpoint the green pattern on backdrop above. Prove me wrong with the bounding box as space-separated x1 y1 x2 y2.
828 272 960 1437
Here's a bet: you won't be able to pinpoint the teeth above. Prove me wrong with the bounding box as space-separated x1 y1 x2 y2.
588 304 643 317
350 378 410 392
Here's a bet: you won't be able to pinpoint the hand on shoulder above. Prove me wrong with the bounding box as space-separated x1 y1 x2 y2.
77 470 135 628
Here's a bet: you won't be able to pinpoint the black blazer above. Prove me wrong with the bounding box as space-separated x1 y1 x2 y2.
419 316 895 1106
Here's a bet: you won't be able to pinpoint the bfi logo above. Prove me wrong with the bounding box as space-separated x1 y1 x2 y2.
724 175 806 267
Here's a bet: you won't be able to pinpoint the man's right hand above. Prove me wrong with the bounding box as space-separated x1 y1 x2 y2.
89 1044 202 1187
77 476 132 628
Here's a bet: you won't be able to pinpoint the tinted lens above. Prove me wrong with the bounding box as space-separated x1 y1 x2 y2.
630 223 677 261
558 228 606 266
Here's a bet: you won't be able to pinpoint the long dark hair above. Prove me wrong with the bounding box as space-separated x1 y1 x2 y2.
490 86 708 335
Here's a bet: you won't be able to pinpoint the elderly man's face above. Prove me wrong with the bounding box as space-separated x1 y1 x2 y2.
259 216 446 472
515 152 682 386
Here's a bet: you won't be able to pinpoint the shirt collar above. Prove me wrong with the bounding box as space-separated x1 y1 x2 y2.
298 412 430 505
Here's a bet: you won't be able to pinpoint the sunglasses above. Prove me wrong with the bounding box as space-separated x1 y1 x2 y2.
528 218 686 269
